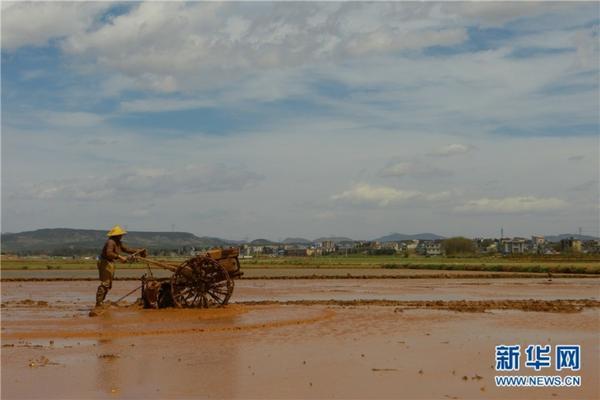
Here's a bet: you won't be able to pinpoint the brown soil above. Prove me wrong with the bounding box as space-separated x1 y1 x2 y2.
3 298 597 314
2 279 598 399
238 299 600 313
2 272 599 281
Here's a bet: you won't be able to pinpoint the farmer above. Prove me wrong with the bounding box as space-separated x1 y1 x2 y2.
95 225 147 307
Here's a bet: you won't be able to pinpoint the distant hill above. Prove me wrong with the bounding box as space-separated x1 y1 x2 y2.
313 236 355 243
375 233 446 242
544 234 599 243
249 238 278 246
1 228 235 255
282 237 312 244
5 228 594 256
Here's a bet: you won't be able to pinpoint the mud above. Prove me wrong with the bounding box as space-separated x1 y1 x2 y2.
2 278 598 307
2 278 599 399
238 299 600 313
4 299 50 307
2 304 337 341
4 298 598 314
2 272 599 281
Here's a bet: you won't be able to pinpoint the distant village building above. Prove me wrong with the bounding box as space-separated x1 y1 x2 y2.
234 234 595 258
319 240 337 254
336 241 355 255
531 235 545 254
351 241 381 254
486 242 498 253
380 242 401 252
560 237 582 253
306 247 321 256
284 248 309 257
250 245 263 255
354 241 380 250
403 240 419 253
500 238 528 254
531 236 545 246
583 240 600 254
284 243 309 251
416 240 443 256
473 238 496 253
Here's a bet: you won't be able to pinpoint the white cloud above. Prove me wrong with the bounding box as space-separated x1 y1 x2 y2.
314 211 336 221
446 3 543 28
2 3 598 238
568 155 585 162
87 138 118 146
570 179 598 193
455 196 567 214
380 162 414 177
1 2 109 50
380 161 452 178
41 111 105 128
131 207 153 218
120 98 215 113
52 3 473 93
20 69 46 81
572 25 600 70
331 183 451 207
16 179 114 201
12 164 263 202
429 144 475 157
344 28 467 56
4 3 597 117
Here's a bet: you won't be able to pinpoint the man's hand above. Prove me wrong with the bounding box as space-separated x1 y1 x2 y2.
138 248 148 258
118 255 127 263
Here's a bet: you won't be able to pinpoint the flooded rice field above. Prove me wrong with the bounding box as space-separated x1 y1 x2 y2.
2 277 599 399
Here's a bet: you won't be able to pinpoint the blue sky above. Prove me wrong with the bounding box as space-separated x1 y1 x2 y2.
2 2 599 239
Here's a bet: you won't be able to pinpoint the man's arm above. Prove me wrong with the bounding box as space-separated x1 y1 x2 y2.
105 240 126 262
120 242 137 254
121 243 147 257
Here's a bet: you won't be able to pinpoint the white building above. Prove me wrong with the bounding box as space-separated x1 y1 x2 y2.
500 238 528 254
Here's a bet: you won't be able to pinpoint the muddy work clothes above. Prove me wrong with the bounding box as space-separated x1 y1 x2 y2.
96 238 139 306
97 258 116 290
96 258 116 305
100 238 136 262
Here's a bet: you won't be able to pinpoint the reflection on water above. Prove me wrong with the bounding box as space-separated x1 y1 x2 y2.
95 310 122 395
92 308 241 398
96 338 121 396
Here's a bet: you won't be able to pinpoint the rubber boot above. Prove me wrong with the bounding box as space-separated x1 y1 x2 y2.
95 285 107 307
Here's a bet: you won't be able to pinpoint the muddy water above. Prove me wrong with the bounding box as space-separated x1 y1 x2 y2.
234 278 600 302
4 267 596 280
2 279 599 399
1 278 599 306
2 306 598 399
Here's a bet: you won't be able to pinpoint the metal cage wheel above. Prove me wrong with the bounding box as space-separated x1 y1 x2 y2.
170 256 233 308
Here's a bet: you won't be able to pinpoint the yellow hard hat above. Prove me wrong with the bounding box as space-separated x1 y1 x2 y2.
107 225 127 237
